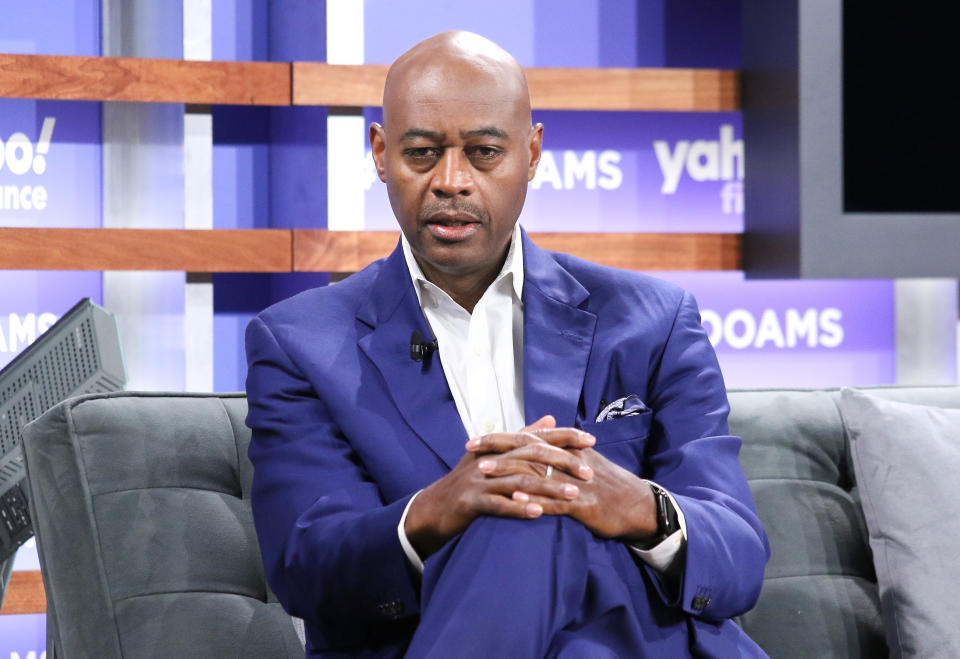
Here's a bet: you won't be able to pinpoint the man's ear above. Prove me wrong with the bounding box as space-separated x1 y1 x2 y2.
369 122 388 183
527 123 544 182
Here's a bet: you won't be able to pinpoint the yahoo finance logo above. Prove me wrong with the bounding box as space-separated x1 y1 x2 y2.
0 117 55 212
654 124 743 214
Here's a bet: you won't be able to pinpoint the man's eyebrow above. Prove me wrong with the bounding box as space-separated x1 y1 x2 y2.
460 127 509 140
400 128 445 142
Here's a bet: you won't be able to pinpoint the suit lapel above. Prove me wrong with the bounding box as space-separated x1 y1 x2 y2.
357 245 467 470
521 231 598 429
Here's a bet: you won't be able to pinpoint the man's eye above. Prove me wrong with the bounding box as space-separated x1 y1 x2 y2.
404 148 440 160
470 146 502 160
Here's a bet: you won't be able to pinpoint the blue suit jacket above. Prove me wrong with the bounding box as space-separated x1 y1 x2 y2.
245 231 769 656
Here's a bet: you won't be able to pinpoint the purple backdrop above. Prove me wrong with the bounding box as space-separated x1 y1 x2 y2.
0 2 907 654
211 0 329 393
659 273 896 388
0 99 103 371
0 2 100 654
363 110 743 233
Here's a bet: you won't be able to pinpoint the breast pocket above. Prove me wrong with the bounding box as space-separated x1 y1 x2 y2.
578 409 652 446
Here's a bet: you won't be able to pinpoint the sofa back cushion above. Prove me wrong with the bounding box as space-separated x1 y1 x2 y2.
22 392 303 659
729 386 960 659
839 388 960 657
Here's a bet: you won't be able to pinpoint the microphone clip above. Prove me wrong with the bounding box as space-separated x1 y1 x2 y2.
410 330 438 362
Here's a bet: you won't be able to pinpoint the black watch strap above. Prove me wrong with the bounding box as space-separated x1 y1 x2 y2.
649 482 679 541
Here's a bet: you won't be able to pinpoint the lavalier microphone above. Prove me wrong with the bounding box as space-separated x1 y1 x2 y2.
409 330 438 362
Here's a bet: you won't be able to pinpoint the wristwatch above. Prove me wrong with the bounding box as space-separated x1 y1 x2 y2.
648 481 679 542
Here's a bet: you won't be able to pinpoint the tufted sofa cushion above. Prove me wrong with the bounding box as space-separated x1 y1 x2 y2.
729 386 960 658
22 392 303 659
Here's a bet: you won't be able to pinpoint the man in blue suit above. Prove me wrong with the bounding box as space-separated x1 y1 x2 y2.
246 31 769 657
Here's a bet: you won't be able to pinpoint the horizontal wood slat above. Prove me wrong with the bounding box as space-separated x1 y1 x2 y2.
294 231 741 272
293 230 400 272
0 570 45 615
292 63 389 107
290 63 740 111
533 232 741 270
0 54 290 105
0 229 739 272
526 68 739 112
0 229 292 272
0 55 739 112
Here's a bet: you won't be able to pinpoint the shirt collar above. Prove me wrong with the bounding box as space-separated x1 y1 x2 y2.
401 222 524 307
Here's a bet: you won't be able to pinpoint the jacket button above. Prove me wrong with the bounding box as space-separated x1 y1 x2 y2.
692 595 711 611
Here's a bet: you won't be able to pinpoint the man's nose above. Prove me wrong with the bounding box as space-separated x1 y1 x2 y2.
431 149 474 197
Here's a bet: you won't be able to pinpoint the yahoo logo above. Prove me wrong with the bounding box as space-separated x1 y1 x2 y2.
654 124 743 214
699 307 844 350
0 117 55 212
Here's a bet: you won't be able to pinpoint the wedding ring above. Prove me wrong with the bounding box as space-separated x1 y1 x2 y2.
545 465 554 480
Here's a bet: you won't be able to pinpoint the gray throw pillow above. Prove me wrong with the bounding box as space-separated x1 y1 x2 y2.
838 388 960 658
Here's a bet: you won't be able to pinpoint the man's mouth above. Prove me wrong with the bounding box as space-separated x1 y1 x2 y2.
425 214 481 241
427 212 480 224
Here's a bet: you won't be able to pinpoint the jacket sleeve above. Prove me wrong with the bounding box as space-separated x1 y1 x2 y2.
244 315 420 649
643 291 770 621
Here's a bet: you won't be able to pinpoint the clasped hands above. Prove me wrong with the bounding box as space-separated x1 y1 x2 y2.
404 415 659 560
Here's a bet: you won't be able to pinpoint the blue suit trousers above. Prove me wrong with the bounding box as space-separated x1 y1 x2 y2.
407 516 693 658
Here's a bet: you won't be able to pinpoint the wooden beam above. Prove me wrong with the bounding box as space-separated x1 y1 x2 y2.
532 232 741 270
292 63 388 107
0 229 292 272
0 55 738 112
0 54 290 105
0 229 739 272
294 231 741 272
0 570 45 615
526 68 739 112
0 55 738 111
292 63 739 111
293 230 400 272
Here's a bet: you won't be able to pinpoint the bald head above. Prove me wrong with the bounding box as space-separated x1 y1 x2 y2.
369 32 543 305
382 31 531 128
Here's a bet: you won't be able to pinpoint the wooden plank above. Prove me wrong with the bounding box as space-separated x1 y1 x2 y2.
0 54 290 105
0 56 737 111
0 229 292 272
0 570 45 615
293 63 738 111
0 229 737 272
294 231 741 272
293 230 400 272
292 63 389 107
526 68 739 112
532 233 741 271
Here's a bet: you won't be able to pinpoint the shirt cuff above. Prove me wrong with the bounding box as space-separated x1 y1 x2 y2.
397 490 425 573
627 481 688 572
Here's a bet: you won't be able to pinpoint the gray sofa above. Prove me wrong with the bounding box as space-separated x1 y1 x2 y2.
730 387 952 656
22 386 960 657
22 392 304 659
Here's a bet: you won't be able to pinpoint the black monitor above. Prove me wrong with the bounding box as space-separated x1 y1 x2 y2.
0 299 125 568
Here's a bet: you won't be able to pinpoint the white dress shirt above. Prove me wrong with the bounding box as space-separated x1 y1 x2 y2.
396 224 686 573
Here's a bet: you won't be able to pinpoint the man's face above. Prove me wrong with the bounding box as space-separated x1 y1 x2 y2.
371 62 542 282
